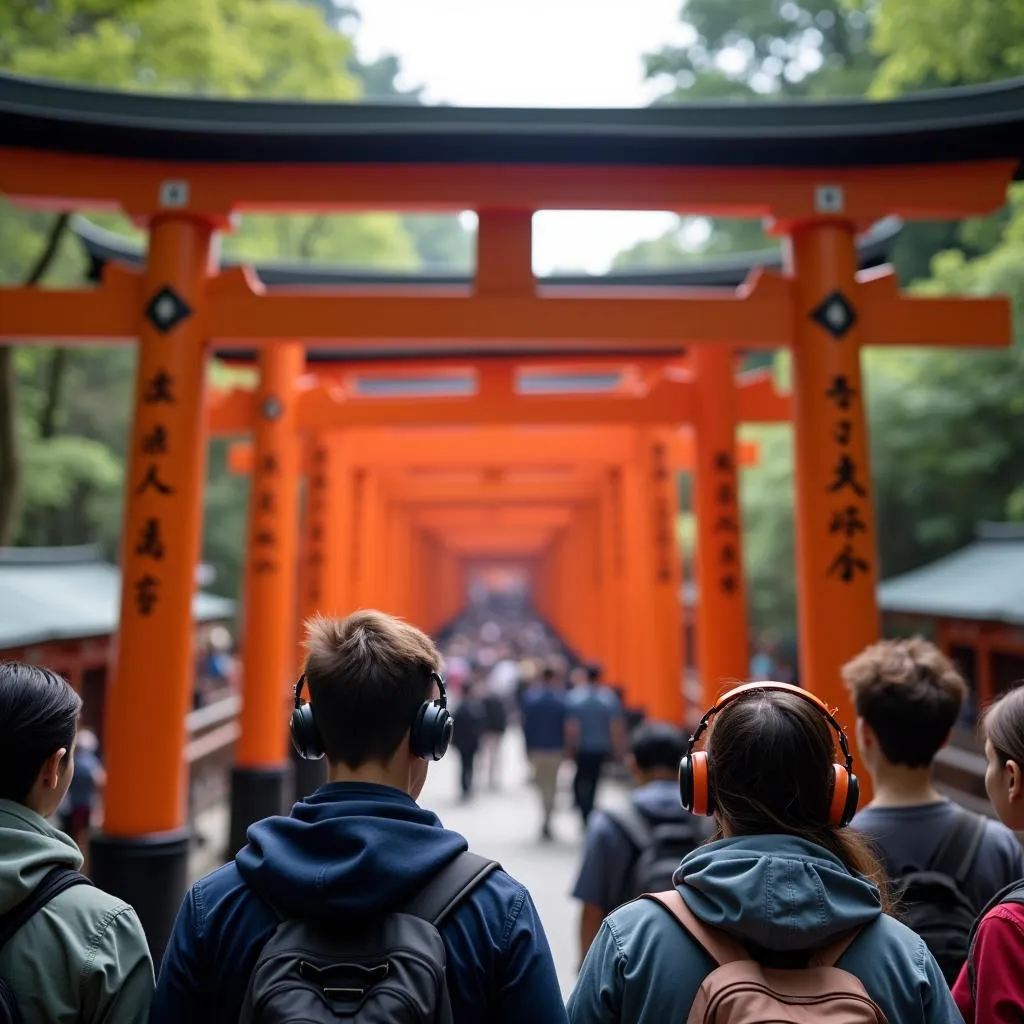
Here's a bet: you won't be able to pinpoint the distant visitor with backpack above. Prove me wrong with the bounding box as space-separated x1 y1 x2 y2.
571 722 708 962
152 610 567 1024
953 682 1024 1022
844 638 1024 984
568 681 962 1024
0 662 153 1024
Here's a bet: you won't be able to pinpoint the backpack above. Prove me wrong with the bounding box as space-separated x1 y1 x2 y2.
887 806 987 986
0 866 92 1024
605 801 701 906
644 889 888 1023
240 851 499 1024
965 876 1024 1005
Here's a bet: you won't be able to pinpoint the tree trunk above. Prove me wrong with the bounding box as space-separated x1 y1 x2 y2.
0 212 70 545
38 346 69 439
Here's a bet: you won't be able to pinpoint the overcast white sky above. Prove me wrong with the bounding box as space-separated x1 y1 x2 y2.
354 0 695 272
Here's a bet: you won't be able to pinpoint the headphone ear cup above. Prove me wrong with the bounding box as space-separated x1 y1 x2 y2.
829 763 858 827
410 702 453 762
679 751 713 816
290 703 324 761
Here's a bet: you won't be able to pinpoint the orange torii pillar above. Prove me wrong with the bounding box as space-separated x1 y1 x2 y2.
598 467 625 689
229 341 304 853
645 430 686 725
788 222 879 762
90 215 217 960
692 352 754 703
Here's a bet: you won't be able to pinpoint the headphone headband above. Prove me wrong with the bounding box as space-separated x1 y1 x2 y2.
687 681 854 771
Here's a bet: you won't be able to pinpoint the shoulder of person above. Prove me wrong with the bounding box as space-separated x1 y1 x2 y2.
979 815 1024 858
39 880 151 969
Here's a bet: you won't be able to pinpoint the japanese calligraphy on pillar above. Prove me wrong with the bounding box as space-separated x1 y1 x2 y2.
710 450 740 596
651 442 673 584
824 374 870 583
305 445 328 605
132 369 176 616
252 448 280 576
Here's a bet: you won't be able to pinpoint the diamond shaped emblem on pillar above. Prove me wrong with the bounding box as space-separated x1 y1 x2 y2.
810 290 857 340
144 286 193 334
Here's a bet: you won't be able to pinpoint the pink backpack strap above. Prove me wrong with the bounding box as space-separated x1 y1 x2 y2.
807 928 863 968
641 891 749 966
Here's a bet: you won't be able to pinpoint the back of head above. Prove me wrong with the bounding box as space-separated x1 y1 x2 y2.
842 637 965 767
304 611 442 769
630 721 686 773
707 687 886 903
983 682 1024 767
585 662 602 685
0 662 81 804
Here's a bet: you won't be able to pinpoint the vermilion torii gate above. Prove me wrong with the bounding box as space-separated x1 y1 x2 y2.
0 70 1018 955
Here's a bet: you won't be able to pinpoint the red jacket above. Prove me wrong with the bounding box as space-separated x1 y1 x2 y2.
953 901 1024 1023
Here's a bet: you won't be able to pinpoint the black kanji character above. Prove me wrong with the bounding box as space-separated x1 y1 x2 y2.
141 425 168 456
721 574 738 594
308 552 324 567
834 420 852 446
720 543 738 565
657 566 672 584
313 448 327 465
260 454 279 476
829 505 868 540
134 574 159 616
827 455 867 498
135 464 173 496
715 515 739 533
143 370 175 404
716 483 734 504
311 524 323 543
253 560 276 574
825 375 857 411
714 451 734 473
135 518 165 560
311 474 326 491
827 544 870 583
258 491 276 514
254 530 277 547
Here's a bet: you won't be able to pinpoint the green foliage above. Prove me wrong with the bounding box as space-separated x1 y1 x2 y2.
1 0 424 603
865 0 1024 97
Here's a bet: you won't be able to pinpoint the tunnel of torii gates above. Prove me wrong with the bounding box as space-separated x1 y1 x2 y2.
1 70 1022 957
205 355 783 852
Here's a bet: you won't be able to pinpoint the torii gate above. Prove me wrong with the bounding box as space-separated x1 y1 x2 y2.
0 69 1017 957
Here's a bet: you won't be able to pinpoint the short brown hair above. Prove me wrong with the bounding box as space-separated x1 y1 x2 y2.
983 682 1024 768
304 610 442 769
842 637 966 767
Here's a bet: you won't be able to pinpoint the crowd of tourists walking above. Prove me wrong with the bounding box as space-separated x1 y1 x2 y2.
1 610 1024 1022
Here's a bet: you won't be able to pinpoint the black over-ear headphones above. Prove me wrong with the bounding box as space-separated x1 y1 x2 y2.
290 669 454 763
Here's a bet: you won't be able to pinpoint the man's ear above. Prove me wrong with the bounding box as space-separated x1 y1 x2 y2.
39 747 68 791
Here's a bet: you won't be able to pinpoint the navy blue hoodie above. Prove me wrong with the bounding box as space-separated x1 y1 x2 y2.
151 783 567 1024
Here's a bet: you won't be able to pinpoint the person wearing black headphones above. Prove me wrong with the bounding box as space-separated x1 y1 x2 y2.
568 682 962 1024
152 610 566 1024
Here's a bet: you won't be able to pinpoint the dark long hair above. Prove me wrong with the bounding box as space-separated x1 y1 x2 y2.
0 662 81 804
706 688 891 912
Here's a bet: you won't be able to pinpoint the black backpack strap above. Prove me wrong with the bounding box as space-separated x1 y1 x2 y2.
604 803 655 853
403 852 500 927
928 808 988 889
967 877 1024 1002
0 867 92 952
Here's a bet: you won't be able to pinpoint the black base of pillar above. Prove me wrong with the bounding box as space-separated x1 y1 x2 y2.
228 764 292 857
291 743 328 803
90 828 191 967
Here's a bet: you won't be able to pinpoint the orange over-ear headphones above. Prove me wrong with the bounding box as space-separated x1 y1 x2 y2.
678 681 860 828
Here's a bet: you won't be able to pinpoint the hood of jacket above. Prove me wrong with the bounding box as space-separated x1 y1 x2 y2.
235 782 467 921
0 800 83 915
675 833 883 951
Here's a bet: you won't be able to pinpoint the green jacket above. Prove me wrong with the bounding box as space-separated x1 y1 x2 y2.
0 801 153 1024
